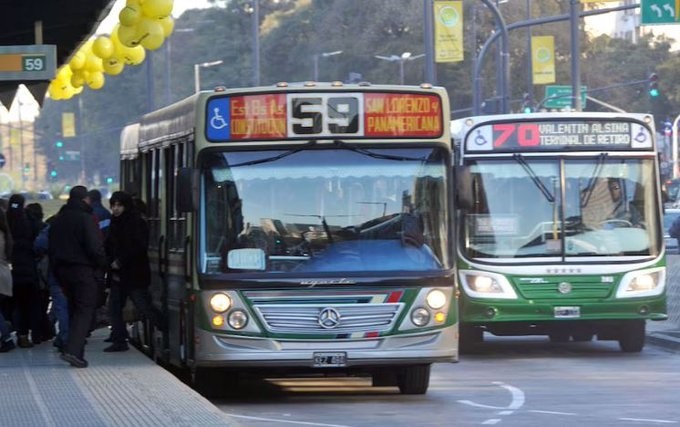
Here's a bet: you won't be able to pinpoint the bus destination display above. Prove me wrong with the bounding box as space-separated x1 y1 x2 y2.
466 120 653 152
205 92 442 141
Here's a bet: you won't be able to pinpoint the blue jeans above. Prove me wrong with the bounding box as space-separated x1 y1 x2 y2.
48 274 69 345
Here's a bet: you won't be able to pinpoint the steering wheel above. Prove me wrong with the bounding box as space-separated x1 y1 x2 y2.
599 219 633 228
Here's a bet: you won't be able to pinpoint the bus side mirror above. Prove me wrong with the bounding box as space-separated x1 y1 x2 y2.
455 166 473 209
177 167 199 213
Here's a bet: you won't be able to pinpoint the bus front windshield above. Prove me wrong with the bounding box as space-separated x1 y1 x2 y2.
461 157 660 260
201 147 450 275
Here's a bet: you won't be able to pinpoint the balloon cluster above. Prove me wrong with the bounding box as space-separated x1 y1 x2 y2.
48 0 175 100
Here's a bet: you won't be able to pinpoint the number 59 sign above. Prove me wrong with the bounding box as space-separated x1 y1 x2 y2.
0 45 56 81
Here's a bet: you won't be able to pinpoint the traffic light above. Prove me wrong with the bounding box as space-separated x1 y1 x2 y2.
55 140 64 148
521 93 533 113
648 73 660 97
50 170 58 179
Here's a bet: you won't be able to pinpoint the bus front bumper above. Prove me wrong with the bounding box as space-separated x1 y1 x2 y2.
193 325 458 368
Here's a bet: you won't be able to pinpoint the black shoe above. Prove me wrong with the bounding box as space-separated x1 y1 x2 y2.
103 343 129 352
103 336 113 343
60 352 88 368
0 339 15 353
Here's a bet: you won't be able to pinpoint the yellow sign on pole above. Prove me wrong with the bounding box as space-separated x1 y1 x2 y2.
434 1 463 63
62 112 76 137
532 36 556 85
9 128 20 147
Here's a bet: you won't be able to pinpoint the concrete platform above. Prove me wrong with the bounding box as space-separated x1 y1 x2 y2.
0 328 239 427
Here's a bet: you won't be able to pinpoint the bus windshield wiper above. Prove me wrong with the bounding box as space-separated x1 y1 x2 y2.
229 140 316 168
580 153 608 207
333 140 427 161
513 153 555 203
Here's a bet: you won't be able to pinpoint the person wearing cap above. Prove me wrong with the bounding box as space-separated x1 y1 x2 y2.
48 185 107 368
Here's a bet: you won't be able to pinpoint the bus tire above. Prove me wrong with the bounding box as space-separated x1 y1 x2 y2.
618 320 645 353
459 324 483 353
397 364 430 395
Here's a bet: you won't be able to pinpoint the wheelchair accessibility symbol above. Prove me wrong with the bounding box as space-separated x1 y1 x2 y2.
210 107 228 130
206 98 232 140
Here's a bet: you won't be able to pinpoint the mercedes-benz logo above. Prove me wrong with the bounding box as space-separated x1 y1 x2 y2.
557 282 572 294
318 307 342 329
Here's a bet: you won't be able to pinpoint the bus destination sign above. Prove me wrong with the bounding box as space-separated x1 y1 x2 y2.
205 92 443 142
466 120 653 153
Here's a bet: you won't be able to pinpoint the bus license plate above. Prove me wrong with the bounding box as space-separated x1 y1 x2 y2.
554 306 580 318
313 352 347 367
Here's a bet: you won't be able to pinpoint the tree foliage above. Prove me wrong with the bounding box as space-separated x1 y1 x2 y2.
33 0 680 186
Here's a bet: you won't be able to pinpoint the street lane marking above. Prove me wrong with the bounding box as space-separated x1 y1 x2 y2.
224 413 352 427
458 381 526 425
619 418 678 424
482 420 502 425
530 410 578 416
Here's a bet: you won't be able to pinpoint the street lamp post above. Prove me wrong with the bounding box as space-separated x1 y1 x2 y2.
312 50 343 81
194 60 223 93
375 52 425 84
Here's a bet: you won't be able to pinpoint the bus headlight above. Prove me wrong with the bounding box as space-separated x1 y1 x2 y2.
426 289 447 310
209 293 232 313
411 308 431 327
459 270 518 299
616 267 665 298
228 310 249 329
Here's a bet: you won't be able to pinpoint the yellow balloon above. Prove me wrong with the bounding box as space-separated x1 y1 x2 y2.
84 54 104 73
87 72 105 90
117 44 146 65
103 56 125 75
142 0 173 19
159 16 174 37
56 65 73 82
139 18 165 50
69 51 86 70
48 80 63 100
73 86 84 95
119 3 143 27
117 23 140 47
71 71 87 88
93 36 114 59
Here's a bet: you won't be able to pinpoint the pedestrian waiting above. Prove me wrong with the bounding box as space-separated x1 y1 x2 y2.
49 186 107 368
0 207 15 352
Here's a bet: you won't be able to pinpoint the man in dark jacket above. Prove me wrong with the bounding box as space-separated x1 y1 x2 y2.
49 186 107 368
104 191 163 352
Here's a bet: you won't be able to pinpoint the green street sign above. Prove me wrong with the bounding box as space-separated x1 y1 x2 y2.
641 0 679 25
544 85 587 109
0 45 56 81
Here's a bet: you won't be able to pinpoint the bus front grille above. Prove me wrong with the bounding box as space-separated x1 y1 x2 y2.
253 303 403 334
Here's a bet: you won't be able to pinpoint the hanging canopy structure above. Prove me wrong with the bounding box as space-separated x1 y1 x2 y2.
0 0 114 107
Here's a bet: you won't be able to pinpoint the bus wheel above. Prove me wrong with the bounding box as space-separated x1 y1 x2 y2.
618 320 645 353
397 364 430 395
459 325 483 353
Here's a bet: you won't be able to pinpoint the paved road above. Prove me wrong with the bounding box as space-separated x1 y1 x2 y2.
213 336 680 427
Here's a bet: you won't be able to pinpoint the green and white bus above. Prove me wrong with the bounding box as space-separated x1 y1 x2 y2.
451 112 667 352
120 82 457 394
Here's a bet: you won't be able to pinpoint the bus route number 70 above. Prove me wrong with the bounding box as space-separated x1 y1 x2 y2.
493 123 540 148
